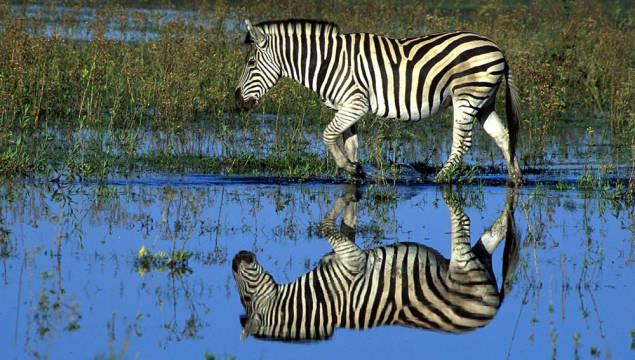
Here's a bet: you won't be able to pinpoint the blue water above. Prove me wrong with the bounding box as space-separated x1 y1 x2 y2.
1 176 632 359
7 4 241 42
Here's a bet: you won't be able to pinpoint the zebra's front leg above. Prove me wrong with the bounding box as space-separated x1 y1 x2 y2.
321 188 365 273
435 108 475 183
340 185 360 241
323 101 367 180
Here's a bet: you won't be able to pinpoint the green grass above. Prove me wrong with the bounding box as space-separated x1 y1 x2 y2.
0 0 632 196
138 150 335 178
2 0 632 129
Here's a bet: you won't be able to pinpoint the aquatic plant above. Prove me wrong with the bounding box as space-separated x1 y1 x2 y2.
134 245 193 277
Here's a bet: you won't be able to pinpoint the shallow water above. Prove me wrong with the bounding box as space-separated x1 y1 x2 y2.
9 4 240 42
1 176 633 359
45 113 633 186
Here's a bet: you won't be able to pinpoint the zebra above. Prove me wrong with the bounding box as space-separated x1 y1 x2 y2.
234 19 522 183
232 187 519 341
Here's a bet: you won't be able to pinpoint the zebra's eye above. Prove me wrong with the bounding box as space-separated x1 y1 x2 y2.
247 59 256 67
243 295 252 303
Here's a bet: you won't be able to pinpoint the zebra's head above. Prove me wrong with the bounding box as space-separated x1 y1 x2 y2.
235 19 282 110
232 250 277 340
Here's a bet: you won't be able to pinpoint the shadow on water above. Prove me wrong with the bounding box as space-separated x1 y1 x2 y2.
0 177 633 359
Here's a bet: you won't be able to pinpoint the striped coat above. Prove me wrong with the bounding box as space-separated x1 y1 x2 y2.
235 20 522 183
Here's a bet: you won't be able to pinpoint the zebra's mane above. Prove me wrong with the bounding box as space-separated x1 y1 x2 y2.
245 19 340 43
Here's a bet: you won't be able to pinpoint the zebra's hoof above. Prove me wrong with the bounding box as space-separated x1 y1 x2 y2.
350 163 366 183
342 186 362 202
433 172 452 184
506 176 523 187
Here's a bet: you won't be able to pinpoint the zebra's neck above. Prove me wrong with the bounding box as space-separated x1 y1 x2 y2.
261 20 350 100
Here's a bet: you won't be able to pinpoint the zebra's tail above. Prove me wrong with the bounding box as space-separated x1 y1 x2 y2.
504 66 521 158
499 189 520 301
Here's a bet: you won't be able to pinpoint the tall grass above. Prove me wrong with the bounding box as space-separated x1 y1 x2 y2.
0 2 242 128
0 0 632 182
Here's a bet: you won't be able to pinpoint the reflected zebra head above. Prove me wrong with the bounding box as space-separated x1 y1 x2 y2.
235 19 282 110
232 250 277 340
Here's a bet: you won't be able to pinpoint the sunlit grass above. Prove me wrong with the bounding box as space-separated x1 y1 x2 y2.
0 0 631 195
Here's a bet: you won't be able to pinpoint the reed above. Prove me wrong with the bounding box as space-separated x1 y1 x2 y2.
0 0 632 189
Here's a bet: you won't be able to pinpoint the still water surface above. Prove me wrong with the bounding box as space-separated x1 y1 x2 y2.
1 176 633 359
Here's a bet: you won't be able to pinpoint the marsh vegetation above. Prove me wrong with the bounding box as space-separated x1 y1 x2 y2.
0 1 632 192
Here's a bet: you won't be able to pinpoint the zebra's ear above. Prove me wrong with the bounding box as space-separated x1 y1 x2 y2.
245 19 266 47
240 315 262 342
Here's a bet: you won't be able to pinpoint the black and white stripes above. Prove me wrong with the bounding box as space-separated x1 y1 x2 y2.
232 188 519 341
235 19 522 182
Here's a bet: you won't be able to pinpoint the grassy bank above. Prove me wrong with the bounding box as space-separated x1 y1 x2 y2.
0 0 633 192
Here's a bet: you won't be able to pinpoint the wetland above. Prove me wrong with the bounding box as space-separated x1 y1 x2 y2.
0 0 633 359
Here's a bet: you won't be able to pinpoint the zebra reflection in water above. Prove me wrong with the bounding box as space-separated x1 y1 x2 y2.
232 187 519 341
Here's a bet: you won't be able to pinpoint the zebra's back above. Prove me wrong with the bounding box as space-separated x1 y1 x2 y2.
351 31 506 121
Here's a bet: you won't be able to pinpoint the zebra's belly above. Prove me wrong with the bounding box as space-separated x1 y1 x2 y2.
368 92 449 121
394 305 497 333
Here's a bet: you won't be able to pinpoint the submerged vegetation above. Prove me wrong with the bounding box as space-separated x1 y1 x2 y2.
0 0 632 198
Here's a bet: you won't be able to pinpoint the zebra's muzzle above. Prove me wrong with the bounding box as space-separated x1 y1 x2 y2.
235 89 257 110
233 250 256 272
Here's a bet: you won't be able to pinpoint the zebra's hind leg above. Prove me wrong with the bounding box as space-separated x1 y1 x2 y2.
434 106 476 183
477 109 521 184
476 187 516 254
443 188 499 310
342 124 359 165
474 187 520 299
442 188 473 271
